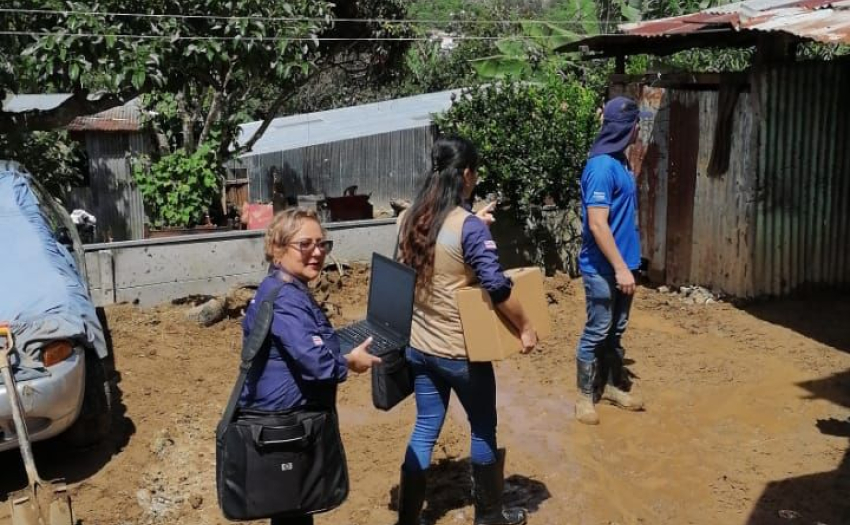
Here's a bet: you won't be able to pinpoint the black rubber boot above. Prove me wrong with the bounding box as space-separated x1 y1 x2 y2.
397 467 427 525
575 358 599 425
471 451 527 525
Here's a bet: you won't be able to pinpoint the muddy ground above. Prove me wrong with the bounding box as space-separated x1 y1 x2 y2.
2 266 849 525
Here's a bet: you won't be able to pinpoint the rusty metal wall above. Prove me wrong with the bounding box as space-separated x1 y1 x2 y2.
233 125 436 208
617 60 849 297
629 87 670 283
690 91 757 296
755 60 850 296
619 81 758 296
65 132 150 241
664 90 702 288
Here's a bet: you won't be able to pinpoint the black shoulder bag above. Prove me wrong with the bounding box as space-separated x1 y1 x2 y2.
370 240 415 411
216 282 349 521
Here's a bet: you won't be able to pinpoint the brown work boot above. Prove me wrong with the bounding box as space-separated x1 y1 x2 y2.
575 359 600 425
600 384 644 411
575 393 600 425
600 348 645 411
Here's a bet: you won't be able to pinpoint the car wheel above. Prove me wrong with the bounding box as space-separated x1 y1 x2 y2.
64 350 114 448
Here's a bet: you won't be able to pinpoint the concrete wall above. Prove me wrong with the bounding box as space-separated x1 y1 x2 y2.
85 219 397 307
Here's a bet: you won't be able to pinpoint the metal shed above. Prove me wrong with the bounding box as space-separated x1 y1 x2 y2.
564 0 850 297
1 95 150 242
230 89 461 209
65 99 150 242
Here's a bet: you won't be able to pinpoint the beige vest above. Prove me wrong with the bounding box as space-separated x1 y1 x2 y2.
402 207 477 359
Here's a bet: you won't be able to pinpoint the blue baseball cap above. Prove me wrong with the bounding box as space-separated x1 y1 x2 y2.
589 96 653 158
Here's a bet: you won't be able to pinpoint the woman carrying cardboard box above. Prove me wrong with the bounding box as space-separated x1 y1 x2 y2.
395 136 539 525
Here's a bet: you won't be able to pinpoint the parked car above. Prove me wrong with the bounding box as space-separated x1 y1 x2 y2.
0 160 113 451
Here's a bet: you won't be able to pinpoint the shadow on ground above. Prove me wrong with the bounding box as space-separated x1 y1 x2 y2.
386 455 551 525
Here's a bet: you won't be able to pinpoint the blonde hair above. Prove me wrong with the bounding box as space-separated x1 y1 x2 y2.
264 208 325 263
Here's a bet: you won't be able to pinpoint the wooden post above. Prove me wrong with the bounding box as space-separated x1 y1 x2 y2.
615 54 626 74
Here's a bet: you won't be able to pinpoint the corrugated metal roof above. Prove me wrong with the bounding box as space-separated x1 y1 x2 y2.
66 98 144 132
617 0 850 43
2 94 144 132
235 89 462 157
2 94 73 113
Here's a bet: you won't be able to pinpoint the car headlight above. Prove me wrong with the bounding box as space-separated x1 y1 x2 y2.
42 340 73 367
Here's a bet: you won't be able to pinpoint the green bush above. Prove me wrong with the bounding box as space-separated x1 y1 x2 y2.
133 144 222 229
434 73 601 215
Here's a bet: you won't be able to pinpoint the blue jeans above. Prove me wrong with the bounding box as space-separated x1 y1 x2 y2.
403 347 498 472
576 272 634 363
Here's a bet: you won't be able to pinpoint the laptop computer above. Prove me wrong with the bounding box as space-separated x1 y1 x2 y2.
336 252 416 356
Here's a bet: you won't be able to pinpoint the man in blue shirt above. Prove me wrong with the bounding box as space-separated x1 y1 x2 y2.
575 96 648 425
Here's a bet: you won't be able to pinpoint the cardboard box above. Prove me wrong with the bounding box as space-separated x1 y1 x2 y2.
456 267 551 362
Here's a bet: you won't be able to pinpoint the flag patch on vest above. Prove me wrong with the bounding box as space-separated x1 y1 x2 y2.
484 240 497 250
312 335 324 346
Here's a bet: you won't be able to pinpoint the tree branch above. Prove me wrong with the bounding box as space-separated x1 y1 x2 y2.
0 90 139 133
146 117 172 157
176 86 196 153
197 89 224 147
234 69 323 156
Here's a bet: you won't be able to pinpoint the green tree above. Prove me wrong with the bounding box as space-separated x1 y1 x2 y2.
0 130 87 197
434 71 601 214
1 0 408 223
1 0 408 141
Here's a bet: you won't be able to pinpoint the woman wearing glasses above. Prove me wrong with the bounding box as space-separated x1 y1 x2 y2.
238 208 380 525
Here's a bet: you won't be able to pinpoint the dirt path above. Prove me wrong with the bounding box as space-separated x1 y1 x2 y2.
2 268 848 525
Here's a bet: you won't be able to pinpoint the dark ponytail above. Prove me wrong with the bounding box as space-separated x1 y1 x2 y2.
399 136 479 291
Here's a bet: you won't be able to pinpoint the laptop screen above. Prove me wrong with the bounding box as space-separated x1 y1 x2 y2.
367 253 416 339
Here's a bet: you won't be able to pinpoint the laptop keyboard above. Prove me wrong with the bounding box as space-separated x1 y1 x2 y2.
337 321 399 354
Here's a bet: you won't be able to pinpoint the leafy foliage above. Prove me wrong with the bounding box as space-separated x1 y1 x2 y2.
2 0 410 152
132 144 222 229
470 21 583 81
797 42 850 61
406 0 490 21
663 47 754 72
4 0 330 96
435 72 601 215
0 131 87 197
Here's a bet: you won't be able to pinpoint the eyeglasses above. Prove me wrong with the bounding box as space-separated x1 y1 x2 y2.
288 239 334 254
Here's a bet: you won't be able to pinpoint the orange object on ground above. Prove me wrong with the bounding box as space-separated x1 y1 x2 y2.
242 203 274 230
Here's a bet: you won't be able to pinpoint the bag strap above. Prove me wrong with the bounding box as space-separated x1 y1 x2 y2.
220 280 287 425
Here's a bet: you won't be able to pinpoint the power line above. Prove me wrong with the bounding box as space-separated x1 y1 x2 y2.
0 7 623 27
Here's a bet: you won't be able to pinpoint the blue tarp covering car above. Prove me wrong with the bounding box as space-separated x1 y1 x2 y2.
0 160 112 451
0 161 106 365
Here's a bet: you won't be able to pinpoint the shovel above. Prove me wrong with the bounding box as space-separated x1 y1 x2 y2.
0 326 75 525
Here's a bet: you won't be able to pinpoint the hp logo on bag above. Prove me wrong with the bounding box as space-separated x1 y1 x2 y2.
281 463 294 472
